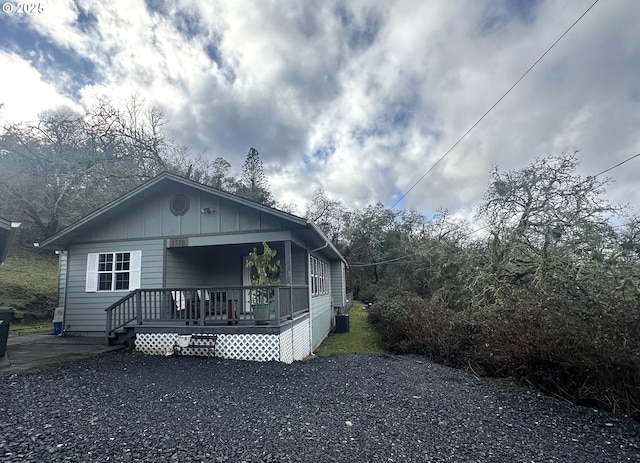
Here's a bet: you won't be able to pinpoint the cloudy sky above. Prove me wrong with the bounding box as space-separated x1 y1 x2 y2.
0 0 638 219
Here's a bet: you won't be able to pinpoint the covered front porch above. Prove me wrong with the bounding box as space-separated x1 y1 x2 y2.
106 285 312 362
106 285 309 333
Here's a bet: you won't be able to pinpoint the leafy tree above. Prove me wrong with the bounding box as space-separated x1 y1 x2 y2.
235 147 275 206
409 209 480 304
209 156 236 191
341 203 427 299
476 152 622 288
342 203 396 290
180 154 237 192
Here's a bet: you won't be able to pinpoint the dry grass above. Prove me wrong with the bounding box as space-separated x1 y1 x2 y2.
0 248 58 323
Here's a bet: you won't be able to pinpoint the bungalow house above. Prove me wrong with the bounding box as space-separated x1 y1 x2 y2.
39 172 348 363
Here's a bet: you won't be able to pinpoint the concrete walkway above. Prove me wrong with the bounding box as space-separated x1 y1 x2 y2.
0 331 125 375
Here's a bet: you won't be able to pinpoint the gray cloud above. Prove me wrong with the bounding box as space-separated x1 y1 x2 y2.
1 0 638 217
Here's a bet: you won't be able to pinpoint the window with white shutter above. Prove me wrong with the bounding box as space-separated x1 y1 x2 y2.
86 251 142 292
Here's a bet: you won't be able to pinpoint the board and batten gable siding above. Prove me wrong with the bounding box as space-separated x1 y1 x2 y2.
63 240 164 336
81 186 285 243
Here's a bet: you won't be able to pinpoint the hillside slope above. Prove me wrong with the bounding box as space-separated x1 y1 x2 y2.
0 247 58 323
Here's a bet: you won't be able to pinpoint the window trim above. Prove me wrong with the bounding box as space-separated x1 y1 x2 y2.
86 251 141 292
310 255 330 297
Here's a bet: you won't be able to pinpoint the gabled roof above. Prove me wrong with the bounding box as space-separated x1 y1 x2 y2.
39 171 346 264
0 216 21 266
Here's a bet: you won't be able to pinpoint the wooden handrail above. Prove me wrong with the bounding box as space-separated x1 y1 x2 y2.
105 286 310 340
105 290 139 341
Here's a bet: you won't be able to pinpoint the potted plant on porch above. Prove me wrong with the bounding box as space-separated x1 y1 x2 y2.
245 241 281 324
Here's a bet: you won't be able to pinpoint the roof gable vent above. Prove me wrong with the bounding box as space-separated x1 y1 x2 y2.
169 195 189 216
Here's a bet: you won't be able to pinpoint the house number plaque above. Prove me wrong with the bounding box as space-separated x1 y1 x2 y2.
169 237 189 247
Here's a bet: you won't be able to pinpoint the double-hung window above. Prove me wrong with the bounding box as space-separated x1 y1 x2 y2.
310 256 330 297
99 252 130 290
86 251 142 292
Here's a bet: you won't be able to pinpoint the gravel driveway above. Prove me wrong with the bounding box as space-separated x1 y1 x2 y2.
1 352 638 462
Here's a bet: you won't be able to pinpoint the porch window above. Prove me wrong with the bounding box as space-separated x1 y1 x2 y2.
86 251 142 292
310 256 330 297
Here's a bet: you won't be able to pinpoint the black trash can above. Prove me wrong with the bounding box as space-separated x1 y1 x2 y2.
335 314 350 333
0 307 14 357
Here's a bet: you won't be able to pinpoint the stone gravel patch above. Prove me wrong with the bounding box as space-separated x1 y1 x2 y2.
1 352 638 462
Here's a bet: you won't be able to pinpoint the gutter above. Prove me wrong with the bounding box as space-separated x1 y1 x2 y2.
306 219 348 266
310 240 329 253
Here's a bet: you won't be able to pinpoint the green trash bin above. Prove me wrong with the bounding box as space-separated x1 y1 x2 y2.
0 307 14 357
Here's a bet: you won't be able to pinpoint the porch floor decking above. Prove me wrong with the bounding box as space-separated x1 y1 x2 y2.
132 311 310 335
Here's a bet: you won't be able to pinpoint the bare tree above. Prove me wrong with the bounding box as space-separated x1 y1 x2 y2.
305 187 346 244
0 97 194 238
0 107 98 236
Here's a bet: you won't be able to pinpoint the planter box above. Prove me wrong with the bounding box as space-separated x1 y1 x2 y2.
252 303 270 325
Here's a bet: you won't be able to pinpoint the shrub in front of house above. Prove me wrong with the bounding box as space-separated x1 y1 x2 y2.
368 287 640 420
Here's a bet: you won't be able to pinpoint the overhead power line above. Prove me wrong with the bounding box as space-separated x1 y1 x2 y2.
592 152 640 178
354 150 639 268
390 0 600 209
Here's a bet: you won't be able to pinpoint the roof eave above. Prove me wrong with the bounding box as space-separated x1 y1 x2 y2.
39 172 309 249
306 219 348 266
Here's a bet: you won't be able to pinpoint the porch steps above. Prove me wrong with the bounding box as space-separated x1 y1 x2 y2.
107 326 135 346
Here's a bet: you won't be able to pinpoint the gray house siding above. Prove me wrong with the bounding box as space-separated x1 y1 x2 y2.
41 173 348 358
291 247 307 286
165 247 206 287
56 252 68 308
166 243 293 288
330 261 346 308
0 217 20 265
205 246 245 286
309 252 333 350
311 293 333 350
63 239 164 335
81 187 286 244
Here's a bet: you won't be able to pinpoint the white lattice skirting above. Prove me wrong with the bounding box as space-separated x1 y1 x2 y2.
135 320 311 363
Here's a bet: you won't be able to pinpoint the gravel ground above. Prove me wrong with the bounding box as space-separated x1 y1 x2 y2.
1 352 638 463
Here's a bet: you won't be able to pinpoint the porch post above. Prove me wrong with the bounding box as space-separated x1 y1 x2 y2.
199 289 205 326
274 287 281 322
284 240 292 285
135 290 142 325
284 240 293 318
105 306 112 344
